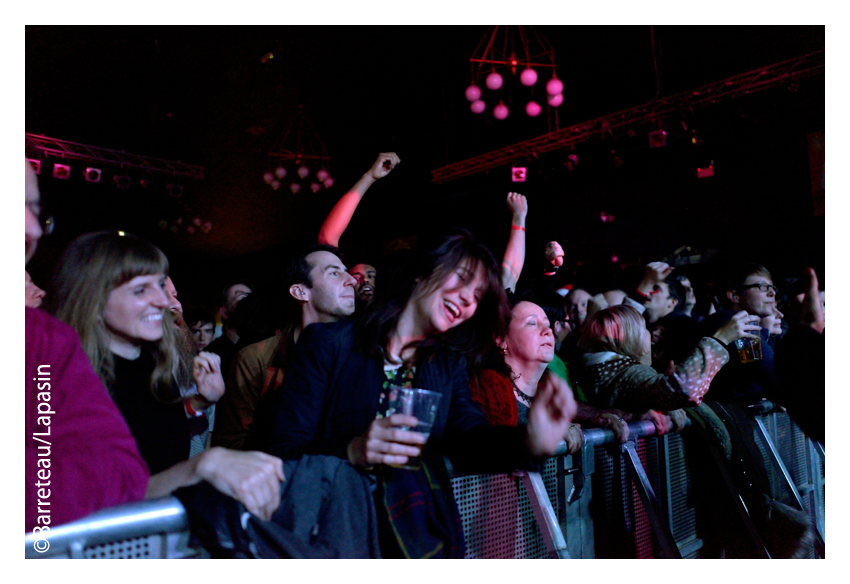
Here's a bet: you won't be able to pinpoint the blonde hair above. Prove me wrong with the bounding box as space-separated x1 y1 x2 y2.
577 304 648 360
53 231 178 402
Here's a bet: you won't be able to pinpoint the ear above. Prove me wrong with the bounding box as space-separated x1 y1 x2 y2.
670 297 678 308
726 289 739 305
496 337 507 352
219 306 227 319
289 284 309 302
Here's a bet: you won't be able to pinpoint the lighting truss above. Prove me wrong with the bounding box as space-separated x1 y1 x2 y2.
25 134 205 180
432 50 824 183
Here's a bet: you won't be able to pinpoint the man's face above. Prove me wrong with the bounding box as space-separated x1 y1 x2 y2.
25 271 46 308
164 277 185 327
566 289 591 325
730 274 777 318
25 161 43 263
301 251 356 321
678 277 696 308
223 284 252 317
348 263 377 304
190 321 216 351
646 282 677 323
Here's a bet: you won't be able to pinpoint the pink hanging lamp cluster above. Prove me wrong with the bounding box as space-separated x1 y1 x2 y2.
263 105 333 194
465 26 563 120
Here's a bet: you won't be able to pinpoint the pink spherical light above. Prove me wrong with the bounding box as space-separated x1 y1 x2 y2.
493 103 509 120
465 85 482 101
323 177 334 189
274 166 287 179
526 100 542 117
316 169 329 182
201 221 213 233
470 100 486 114
263 171 274 184
297 166 310 179
546 77 564 96
310 182 322 193
485 72 503 91
290 183 301 194
270 180 281 190
547 92 564 107
520 68 538 87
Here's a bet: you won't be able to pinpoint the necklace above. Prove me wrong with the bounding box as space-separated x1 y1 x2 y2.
510 378 535 405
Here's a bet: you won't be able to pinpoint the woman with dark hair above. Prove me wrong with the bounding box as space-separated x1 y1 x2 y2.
264 230 573 558
53 231 284 520
576 304 757 413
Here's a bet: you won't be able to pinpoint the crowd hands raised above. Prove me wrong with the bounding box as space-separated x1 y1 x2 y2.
25 152 824 558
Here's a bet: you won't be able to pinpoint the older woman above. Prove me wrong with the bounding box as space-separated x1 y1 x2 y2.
263 230 573 558
53 231 284 520
576 304 758 413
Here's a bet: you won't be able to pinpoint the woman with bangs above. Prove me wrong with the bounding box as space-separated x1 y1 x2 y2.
53 231 284 520
576 304 758 414
264 229 574 558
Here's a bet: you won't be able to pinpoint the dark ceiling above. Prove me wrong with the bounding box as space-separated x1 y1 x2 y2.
26 25 825 304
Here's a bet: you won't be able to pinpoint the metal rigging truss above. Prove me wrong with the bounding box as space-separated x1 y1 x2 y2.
25 133 205 180
432 50 824 184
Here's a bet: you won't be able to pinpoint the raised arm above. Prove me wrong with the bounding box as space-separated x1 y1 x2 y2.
317 152 400 246
501 192 528 292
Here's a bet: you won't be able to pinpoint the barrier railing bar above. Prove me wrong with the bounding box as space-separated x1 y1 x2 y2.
622 441 682 558
753 416 807 512
515 470 570 558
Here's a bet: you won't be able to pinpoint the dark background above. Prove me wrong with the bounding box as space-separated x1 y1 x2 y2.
25 25 825 308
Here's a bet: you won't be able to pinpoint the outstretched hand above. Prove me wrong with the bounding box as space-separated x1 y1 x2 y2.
785 267 824 333
506 192 528 219
367 152 401 181
526 371 577 458
347 414 426 469
638 262 674 293
196 447 285 521
545 241 564 268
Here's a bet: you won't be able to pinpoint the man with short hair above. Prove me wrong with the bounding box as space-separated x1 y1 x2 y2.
204 279 253 374
214 245 356 450
185 308 216 352
565 288 592 328
25 270 46 308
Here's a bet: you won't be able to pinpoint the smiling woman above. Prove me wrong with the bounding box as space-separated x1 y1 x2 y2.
52 231 284 520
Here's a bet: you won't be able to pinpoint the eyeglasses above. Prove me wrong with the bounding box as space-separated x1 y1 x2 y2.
738 282 778 293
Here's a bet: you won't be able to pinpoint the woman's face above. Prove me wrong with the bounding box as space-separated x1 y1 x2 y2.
501 301 555 366
760 307 784 335
409 262 486 336
102 273 170 348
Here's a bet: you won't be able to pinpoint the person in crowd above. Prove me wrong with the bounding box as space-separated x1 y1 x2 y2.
501 192 528 293
214 244 357 450
26 270 46 308
602 288 627 308
348 262 377 309
317 152 400 308
698 262 780 404
262 230 574 558
576 304 758 416
204 279 253 372
565 287 592 328
52 230 283 520
669 273 697 318
760 306 785 348
25 159 149 531
185 307 217 352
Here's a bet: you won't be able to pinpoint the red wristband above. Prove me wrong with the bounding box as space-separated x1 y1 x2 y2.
511 225 525 232
184 397 204 417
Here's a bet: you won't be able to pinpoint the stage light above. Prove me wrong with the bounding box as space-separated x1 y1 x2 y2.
84 167 102 183
470 100 486 114
526 101 541 117
113 175 131 189
275 166 287 179
547 93 563 107
27 159 41 175
465 85 482 101
310 182 322 193
263 171 274 183
520 68 538 87
297 166 310 179
290 183 301 194
493 103 509 120
546 77 563 95
648 129 667 148
697 164 715 179
53 163 71 180
316 169 330 182
167 184 183 198
511 167 527 182
270 180 281 190
323 177 334 188
202 221 213 233
486 72 503 91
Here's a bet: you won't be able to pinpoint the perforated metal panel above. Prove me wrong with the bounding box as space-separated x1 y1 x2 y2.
83 535 160 558
666 433 701 557
451 473 548 558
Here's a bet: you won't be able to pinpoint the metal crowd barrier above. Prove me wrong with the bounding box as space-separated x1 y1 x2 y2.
25 403 823 559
